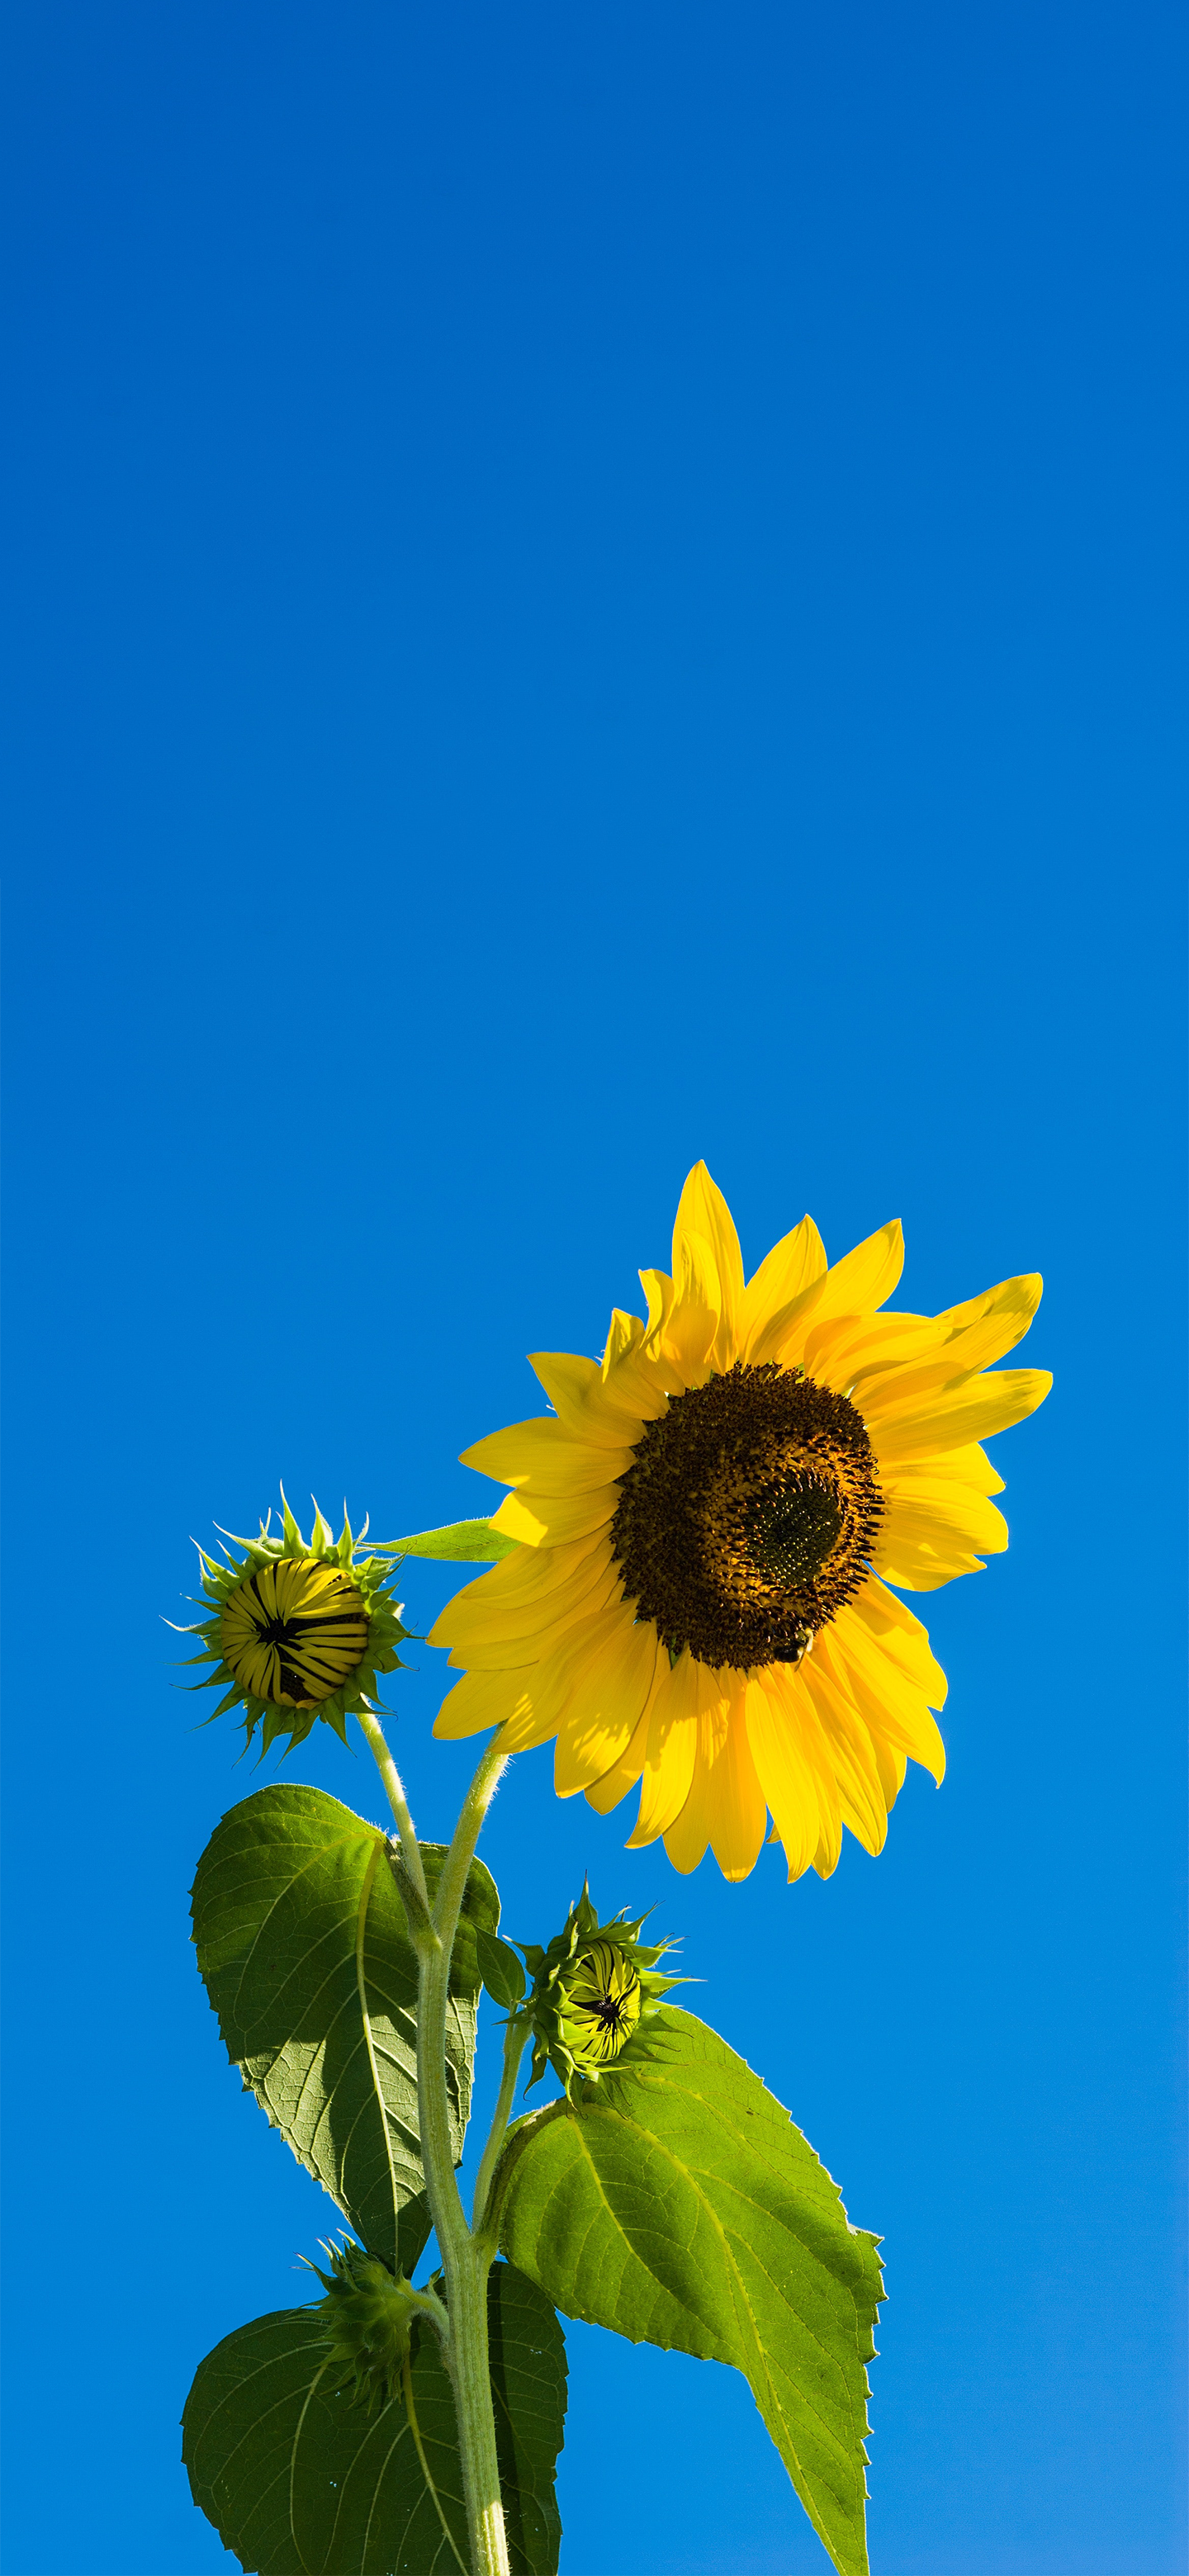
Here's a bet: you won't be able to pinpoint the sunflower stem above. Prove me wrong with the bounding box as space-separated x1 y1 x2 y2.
356 1708 430 1911
358 1708 512 2574
471 2014 530 2247
411 1735 511 2576
358 1712 510 2571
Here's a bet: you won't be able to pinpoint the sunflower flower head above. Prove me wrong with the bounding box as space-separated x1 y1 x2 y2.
182 1492 410 1754
310 2240 419 2415
431 1162 1052 1887
521 1880 681 2098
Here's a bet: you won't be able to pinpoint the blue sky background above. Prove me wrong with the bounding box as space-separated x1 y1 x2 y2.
2 7 1185 2574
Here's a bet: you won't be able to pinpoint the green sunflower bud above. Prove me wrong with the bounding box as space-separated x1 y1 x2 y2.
521 1881 683 2099
310 2241 424 2416
178 1491 410 1754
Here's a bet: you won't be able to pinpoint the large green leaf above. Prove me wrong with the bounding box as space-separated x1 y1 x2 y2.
192 1785 499 2272
183 2260 566 2576
492 2005 883 2576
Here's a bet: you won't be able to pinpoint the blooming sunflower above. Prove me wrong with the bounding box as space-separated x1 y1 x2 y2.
430 1167 1050 1883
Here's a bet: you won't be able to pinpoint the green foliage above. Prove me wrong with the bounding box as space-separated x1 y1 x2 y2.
476 1929 527 2010
192 1785 499 2272
492 2005 883 2576
382 1519 520 1562
183 2259 567 2576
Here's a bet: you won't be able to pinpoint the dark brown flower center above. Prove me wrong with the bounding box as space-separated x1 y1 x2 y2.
609 1361 882 1670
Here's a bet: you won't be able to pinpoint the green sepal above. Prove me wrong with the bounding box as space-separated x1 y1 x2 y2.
477 1929 528 2010
306 2238 436 2417
380 1518 521 1562
182 2258 567 2576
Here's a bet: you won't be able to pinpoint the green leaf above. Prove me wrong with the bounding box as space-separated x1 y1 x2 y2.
492 2005 883 2576
182 2261 566 2576
383 1519 521 1563
476 1930 527 2010
192 1785 500 2273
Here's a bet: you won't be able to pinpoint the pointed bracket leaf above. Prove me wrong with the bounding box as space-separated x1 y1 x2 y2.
382 1519 521 1562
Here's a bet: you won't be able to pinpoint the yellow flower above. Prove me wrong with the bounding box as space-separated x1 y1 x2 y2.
430 1166 1050 1884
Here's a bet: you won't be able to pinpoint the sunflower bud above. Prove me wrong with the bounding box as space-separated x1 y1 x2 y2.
310 2242 422 2415
521 1882 682 2099
180 1491 410 1754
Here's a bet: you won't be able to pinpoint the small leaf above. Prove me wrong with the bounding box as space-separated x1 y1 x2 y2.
477 1930 528 2010
182 2261 566 2576
493 2005 883 2576
192 1784 500 2273
384 1518 521 1562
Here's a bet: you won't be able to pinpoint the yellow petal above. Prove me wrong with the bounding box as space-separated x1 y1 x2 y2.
663 1769 713 1875
872 1533 985 1589
528 1352 634 1446
870 1367 1052 1463
741 1673 822 1882
429 1535 615 1650
554 1613 661 1796
810 1219 904 1324
822 1614 947 1783
494 1602 639 1757
435 1532 609 1627
812 1818 844 1880
707 1694 769 1882
626 1653 700 1845
748 1221 903 1368
445 1556 623 1671
846 1579 948 1705
799 1656 888 1855
661 1664 735 1874
801 1309 940 1388
845 1276 1044 1416
872 1736 908 1811
490 1482 620 1550
661 1229 720 1382
671 1163 745 1366
461 1417 634 1494
433 1664 535 1740
737 1214 827 1356
599 1335 680 1425
639 1266 670 1343
583 1667 656 1814
932 1271 1044 1357
602 1308 644 1374
879 1476 1009 1562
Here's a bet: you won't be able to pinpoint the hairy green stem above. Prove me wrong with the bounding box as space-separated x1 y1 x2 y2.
357 1708 430 1909
471 2015 530 2246
360 1716 511 2576
416 1740 511 2576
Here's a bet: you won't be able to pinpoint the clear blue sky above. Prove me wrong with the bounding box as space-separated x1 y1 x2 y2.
2 7 1185 2574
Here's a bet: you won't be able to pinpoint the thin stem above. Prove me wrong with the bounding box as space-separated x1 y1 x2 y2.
357 1707 430 1910
359 1712 514 2576
413 1735 513 2576
430 1737 509 1947
471 2015 530 2243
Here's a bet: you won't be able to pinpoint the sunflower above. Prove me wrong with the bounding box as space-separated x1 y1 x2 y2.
430 1167 1050 1883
